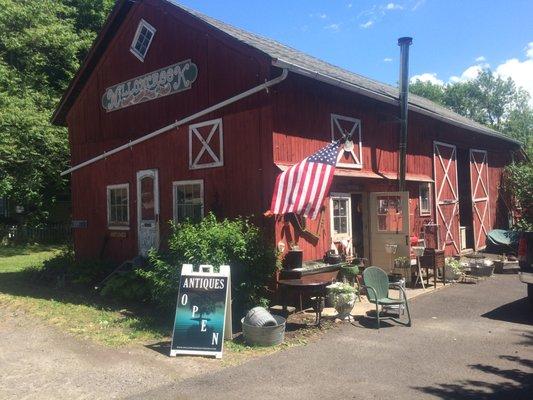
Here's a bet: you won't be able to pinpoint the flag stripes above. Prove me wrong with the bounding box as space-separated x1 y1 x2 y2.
269 142 339 219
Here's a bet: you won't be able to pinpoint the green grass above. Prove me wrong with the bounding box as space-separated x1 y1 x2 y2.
0 244 61 272
0 244 330 359
0 244 168 347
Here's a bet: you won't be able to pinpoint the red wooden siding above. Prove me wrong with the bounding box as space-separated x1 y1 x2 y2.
64 1 519 264
67 0 275 261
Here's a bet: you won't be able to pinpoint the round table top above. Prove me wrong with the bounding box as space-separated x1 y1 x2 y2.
278 279 333 288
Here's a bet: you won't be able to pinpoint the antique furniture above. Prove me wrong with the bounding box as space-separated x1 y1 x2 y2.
278 278 333 326
361 266 412 329
419 248 445 288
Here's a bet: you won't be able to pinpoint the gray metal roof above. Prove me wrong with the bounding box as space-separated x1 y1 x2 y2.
168 1 521 146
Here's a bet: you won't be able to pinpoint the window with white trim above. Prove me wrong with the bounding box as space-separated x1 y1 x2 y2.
419 182 432 216
173 180 204 222
107 184 130 228
130 19 156 61
330 194 351 240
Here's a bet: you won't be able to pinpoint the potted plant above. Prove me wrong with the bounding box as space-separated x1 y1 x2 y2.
326 282 357 320
393 256 411 283
444 257 462 281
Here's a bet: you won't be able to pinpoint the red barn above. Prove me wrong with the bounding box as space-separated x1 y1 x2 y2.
54 0 523 271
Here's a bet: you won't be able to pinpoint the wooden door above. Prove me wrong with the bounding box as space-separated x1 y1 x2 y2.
369 192 410 272
470 149 490 250
137 169 160 256
433 141 460 255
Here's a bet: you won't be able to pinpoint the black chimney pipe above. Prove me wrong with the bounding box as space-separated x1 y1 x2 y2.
398 37 412 192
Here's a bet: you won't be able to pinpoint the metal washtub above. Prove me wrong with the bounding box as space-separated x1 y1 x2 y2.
241 315 286 346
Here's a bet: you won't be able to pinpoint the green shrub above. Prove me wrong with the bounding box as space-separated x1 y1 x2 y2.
503 162 533 231
100 272 151 303
142 213 277 315
33 247 116 287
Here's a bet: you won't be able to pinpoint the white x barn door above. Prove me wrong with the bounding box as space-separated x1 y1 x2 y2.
331 114 362 168
189 118 224 170
433 141 460 255
469 149 490 250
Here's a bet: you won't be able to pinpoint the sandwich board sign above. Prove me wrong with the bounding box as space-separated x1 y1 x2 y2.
170 264 232 358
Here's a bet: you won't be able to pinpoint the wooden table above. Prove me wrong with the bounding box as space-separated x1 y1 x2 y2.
419 249 445 289
278 278 333 326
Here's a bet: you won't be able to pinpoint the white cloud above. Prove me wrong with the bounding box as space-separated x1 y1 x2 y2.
324 23 341 32
526 42 533 59
386 3 403 10
495 51 533 105
358 2 405 28
309 13 327 19
411 0 426 11
384 57 393 62
347 3 353 8
416 43 533 106
449 63 488 83
410 73 444 85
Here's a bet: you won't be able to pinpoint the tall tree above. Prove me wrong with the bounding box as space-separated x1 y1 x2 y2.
410 69 533 157
0 0 113 223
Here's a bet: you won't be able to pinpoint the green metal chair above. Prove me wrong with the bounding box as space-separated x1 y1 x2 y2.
362 266 412 329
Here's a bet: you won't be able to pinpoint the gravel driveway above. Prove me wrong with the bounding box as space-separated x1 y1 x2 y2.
1 275 532 399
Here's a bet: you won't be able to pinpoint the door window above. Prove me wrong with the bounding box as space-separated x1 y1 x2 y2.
140 176 155 220
376 195 403 233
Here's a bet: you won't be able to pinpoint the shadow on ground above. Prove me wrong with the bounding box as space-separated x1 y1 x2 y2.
414 355 533 399
0 269 172 337
481 297 533 326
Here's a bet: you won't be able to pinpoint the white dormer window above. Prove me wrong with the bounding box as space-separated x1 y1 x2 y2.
130 19 156 61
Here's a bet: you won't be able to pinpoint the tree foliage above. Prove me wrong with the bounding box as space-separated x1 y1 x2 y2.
410 70 533 157
502 163 533 232
0 0 114 223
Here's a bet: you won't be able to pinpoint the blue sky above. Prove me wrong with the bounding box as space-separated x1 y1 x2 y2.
177 0 533 100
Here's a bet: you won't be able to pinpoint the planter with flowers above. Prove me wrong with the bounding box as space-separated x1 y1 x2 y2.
444 257 462 282
326 282 358 321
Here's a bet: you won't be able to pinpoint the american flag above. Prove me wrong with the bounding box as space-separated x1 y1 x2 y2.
269 141 340 219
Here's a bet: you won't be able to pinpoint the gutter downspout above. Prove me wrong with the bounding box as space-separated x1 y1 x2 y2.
397 37 412 192
61 68 289 176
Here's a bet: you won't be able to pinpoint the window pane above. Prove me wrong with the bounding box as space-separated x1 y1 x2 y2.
108 187 128 225
175 183 203 222
334 216 340 234
376 195 402 232
420 183 430 213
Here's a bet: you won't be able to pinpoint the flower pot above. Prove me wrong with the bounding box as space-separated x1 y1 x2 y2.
443 265 461 282
332 292 356 320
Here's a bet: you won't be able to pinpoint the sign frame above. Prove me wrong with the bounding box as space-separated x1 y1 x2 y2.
170 264 232 359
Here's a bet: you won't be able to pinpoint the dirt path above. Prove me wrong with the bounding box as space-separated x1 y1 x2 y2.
0 306 220 400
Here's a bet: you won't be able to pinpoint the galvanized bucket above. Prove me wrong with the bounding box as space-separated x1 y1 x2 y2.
243 307 278 327
241 315 286 346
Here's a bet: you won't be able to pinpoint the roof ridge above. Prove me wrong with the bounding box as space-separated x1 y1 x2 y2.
167 1 512 142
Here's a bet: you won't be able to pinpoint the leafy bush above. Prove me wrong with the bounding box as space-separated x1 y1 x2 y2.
33 247 116 287
99 272 150 303
142 213 277 315
502 162 533 231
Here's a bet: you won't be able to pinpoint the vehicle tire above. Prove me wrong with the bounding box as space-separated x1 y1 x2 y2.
528 284 533 309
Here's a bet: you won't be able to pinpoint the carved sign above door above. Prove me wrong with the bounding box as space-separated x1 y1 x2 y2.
101 59 198 112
